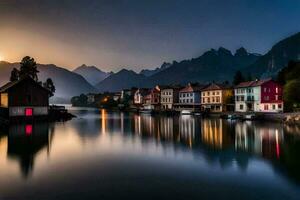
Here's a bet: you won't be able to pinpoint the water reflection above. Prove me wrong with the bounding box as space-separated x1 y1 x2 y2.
1 123 52 178
0 110 300 199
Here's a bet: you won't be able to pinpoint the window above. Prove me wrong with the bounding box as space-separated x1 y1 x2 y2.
203 98 205 103
216 92 220 95
240 104 243 110
278 104 282 109
216 97 220 102
190 99 193 103
264 88 267 92
264 105 269 110
276 87 278 93
272 104 276 110
25 108 33 116
212 92 215 95
241 96 244 101
212 97 215 102
0 93 8 108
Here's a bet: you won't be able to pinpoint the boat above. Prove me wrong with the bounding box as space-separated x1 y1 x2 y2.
181 110 193 115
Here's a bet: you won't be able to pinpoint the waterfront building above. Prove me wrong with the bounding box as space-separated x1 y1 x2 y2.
160 86 181 110
174 83 204 111
133 88 150 106
201 83 234 112
234 79 283 113
143 86 161 110
86 93 96 104
0 76 52 118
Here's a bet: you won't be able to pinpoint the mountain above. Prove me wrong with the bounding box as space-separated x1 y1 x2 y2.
245 32 300 78
73 64 111 85
147 47 261 85
0 62 96 102
140 62 171 77
95 69 150 92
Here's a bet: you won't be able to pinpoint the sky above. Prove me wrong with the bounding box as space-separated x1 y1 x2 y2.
0 0 300 72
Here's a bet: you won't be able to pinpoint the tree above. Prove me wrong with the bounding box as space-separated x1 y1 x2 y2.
19 56 39 81
233 70 245 85
43 78 56 94
283 80 300 111
10 68 19 82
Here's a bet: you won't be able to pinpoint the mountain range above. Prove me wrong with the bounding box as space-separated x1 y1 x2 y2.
73 64 111 85
1 31 300 101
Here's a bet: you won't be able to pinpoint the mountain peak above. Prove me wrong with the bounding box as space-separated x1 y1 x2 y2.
235 47 248 56
217 47 232 56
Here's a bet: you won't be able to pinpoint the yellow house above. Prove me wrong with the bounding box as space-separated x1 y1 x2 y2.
201 83 234 112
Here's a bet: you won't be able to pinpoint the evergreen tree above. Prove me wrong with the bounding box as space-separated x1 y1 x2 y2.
233 70 245 85
19 56 39 81
43 78 56 94
10 68 19 82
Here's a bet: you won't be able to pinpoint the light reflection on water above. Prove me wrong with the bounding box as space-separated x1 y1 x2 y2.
0 108 300 200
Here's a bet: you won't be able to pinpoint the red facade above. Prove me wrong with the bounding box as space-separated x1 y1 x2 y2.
260 80 283 104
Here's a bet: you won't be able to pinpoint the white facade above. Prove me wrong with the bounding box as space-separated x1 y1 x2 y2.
235 86 260 112
161 89 174 110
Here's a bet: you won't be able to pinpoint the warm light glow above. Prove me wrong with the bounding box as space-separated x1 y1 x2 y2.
0 54 3 61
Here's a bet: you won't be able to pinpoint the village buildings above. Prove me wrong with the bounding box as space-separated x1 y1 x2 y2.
201 83 234 112
174 83 204 111
160 86 181 110
234 79 283 113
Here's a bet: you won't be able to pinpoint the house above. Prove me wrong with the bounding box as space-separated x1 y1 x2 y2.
174 83 204 111
201 83 234 112
113 92 121 102
143 86 161 110
0 76 52 118
134 88 150 106
86 93 96 104
234 79 283 113
160 86 181 110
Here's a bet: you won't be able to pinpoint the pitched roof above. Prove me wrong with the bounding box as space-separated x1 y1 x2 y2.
201 83 232 91
180 83 206 93
0 76 52 94
235 78 272 88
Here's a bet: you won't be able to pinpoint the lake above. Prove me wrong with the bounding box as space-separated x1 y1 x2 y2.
0 108 300 200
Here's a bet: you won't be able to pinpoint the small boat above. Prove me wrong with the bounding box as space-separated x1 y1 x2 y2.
243 114 256 120
181 110 192 115
139 109 153 114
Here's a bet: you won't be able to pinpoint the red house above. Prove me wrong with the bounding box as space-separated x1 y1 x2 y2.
235 79 283 112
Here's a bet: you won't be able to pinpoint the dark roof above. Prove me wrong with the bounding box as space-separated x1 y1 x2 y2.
180 83 206 93
201 83 232 91
0 76 52 95
136 88 151 96
235 78 272 88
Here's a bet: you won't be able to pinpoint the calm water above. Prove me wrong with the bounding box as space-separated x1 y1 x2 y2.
0 108 300 200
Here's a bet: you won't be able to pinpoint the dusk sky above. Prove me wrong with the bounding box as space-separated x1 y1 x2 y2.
0 0 300 72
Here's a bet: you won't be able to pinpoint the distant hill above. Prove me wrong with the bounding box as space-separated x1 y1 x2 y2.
95 69 150 92
245 32 300 78
0 62 96 102
139 62 171 77
73 64 111 85
148 47 261 85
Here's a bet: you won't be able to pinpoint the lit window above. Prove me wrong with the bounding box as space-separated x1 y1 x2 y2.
25 108 33 116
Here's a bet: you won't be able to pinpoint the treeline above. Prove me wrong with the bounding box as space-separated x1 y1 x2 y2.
71 93 118 108
277 61 300 112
